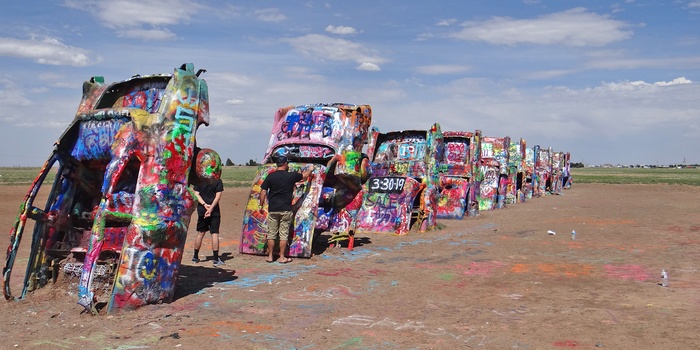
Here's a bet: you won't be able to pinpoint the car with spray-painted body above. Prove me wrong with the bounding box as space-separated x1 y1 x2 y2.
506 138 528 204
2 64 221 314
532 145 552 197
550 151 568 194
476 136 510 211
239 103 372 257
523 147 535 199
354 124 444 235
562 152 572 189
435 130 481 219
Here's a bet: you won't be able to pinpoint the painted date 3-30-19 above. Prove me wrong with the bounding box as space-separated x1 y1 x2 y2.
369 177 406 193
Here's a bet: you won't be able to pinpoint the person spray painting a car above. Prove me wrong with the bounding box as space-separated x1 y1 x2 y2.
258 155 312 263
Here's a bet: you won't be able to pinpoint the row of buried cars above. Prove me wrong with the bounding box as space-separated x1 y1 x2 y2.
2 64 570 313
240 105 572 259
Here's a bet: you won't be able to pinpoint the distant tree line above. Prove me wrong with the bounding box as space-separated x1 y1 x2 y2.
223 158 260 166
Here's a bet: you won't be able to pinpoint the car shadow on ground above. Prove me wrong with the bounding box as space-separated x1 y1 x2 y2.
352 236 371 248
312 233 372 256
173 261 238 300
312 233 333 256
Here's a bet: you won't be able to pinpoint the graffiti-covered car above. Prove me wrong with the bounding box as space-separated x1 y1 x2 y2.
562 152 572 189
240 103 372 258
436 130 481 219
476 136 510 211
506 138 527 204
550 151 567 194
523 146 535 199
354 124 444 235
2 64 220 314
533 145 551 197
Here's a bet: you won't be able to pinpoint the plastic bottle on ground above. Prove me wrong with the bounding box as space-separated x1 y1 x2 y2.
661 269 668 287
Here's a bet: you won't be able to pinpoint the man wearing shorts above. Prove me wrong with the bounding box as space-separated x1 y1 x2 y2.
259 155 312 263
193 177 225 266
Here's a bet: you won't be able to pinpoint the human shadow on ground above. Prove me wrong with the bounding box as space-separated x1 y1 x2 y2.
173 260 238 301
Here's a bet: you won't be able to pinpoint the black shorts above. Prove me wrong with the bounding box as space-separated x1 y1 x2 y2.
196 214 221 234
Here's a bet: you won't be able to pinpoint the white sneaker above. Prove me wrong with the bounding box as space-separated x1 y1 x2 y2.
213 259 225 266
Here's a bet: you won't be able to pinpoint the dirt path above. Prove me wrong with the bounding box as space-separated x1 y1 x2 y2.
1 183 699 349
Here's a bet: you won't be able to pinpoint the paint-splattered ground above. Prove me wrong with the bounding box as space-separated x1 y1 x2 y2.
1 183 699 349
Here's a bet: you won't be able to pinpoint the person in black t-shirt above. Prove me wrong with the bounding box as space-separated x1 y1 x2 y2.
192 178 225 266
259 155 312 263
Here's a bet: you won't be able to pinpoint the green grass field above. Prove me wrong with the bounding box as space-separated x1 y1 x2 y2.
219 166 259 187
570 167 700 186
0 167 50 185
0 166 260 188
1 166 698 187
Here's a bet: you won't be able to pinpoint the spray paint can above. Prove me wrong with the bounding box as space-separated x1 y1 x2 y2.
571 230 576 241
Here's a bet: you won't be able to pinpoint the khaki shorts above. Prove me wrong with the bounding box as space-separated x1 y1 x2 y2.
267 211 293 240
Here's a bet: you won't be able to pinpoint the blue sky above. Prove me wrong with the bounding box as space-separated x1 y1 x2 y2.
1 0 698 167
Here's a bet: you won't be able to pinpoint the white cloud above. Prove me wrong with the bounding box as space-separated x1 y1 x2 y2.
282 66 327 82
653 77 692 86
225 98 244 105
325 25 358 35
434 77 500 96
414 64 470 75
254 8 287 22
518 69 577 80
67 0 203 28
0 77 80 132
282 34 388 68
450 8 633 46
117 29 177 41
436 19 457 27
604 77 693 90
0 79 32 108
0 36 94 66
584 53 700 70
211 5 245 19
64 0 206 40
357 62 380 71
207 72 256 87
415 33 434 42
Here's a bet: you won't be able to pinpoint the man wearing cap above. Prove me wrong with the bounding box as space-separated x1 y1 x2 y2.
259 155 312 263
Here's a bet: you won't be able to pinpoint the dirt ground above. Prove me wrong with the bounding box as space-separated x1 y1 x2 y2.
1 183 699 349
